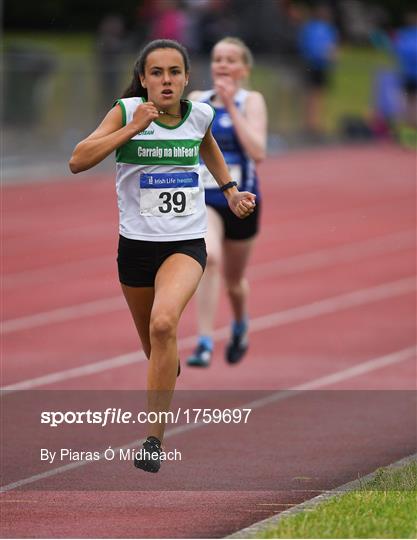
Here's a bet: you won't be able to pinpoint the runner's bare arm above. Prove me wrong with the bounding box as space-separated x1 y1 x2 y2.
226 91 267 162
69 102 159 173
200 128 234 187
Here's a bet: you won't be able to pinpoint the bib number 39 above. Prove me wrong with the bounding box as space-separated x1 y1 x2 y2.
158 191 186 213
139 172 199 217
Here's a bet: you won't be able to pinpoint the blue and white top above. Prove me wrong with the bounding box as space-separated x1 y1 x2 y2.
198 89 260 207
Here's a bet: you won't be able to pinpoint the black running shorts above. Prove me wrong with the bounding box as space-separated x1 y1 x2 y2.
403 77 417 95
117 235 207 287
306 66 330 88
209 202 260 240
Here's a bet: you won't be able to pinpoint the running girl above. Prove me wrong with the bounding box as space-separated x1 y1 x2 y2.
69 39 255 473
186 37 267 368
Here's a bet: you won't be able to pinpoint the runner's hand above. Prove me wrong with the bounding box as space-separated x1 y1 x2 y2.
131 101 159 133
227 191 256 219
214 76 237 108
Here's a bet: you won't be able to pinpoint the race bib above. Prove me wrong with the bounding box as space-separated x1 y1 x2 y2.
200 164 242 189
139 172 199 217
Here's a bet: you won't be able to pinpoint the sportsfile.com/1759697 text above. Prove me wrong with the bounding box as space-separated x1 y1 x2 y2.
40 408 252 427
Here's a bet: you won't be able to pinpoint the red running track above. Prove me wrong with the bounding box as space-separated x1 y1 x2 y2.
1 144 416 538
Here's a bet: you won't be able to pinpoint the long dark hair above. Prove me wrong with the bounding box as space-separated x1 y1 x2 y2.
121 39 190 99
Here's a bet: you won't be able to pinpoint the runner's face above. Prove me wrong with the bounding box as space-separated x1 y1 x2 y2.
140 48 189 108
211 43 249 84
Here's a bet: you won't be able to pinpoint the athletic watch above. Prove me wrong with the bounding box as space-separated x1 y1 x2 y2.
220 181 238 192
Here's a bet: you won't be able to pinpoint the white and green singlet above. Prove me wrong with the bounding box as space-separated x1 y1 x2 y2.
115 97 215 241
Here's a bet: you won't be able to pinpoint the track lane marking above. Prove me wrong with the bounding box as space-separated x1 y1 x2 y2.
249 230 415 280
2 276 415 393
3 223 413 286
0 345 414 493
2 297 125 335
2 230 415 334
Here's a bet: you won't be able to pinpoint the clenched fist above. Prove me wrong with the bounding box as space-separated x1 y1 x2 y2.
214 75 238 108
227 190 256 219
131 101 159 133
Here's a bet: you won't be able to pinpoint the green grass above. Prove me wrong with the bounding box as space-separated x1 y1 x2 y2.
257 461 417 539
325 46 394 132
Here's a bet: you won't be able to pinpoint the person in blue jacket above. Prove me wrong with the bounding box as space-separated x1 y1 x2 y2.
298 3 338 135
186 37 267 367
393 10 417 131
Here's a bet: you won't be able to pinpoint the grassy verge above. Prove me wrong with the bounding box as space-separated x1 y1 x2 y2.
257 461 417 539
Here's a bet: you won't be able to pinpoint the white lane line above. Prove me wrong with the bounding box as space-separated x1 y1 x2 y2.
2 276 415 394
2 230 415 335
240 346 416 411
1 297 125 334
248 229 415 280
3 255 112 287
248 276 415 334
1 345 414 493
4 208 407 287
4 229 414 287
294 346 416 390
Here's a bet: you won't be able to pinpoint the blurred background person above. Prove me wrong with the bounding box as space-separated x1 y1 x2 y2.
149 0 190 45
298 2 339 137
369 68 403 141
131 0 157 48
186 37 267 367
392 9 417 148
95 14 127 115
194 0 237 55
131 1 193 57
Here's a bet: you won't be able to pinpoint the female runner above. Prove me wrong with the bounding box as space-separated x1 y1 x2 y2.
69 39 255 472
187 37 267 367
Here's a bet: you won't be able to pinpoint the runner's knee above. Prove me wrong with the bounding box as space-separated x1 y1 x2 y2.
225 277 247 297
150 313 177 342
